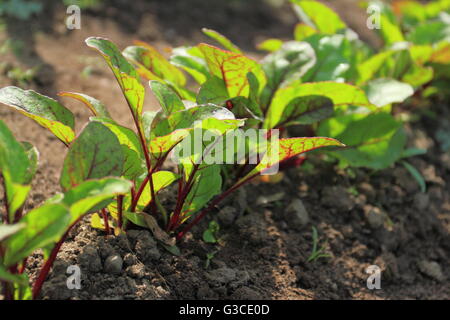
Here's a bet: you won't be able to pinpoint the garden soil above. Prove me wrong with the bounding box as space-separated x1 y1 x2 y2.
0 0 448 300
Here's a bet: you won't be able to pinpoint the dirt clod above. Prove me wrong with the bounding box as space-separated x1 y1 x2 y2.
417 261 446 282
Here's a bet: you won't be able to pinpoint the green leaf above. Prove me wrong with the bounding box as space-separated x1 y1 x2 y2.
21 142 39 184
90 213 105 230
150 105 240 160
58 92 111 119
402 160 426 193
379 14 405 45
202 28 243 54
197 76 229 105
123 211 147 228
318 112 406 169
364 78 414 107
181 165 222 219
0 223 25 242
3 204 70 267
142 111 157 141
357 50 395 85
85 37 145 118
60 177 132 223
401 147 427 158
60 121 124 191
408 21 450 45
302 34 353 82
170 46 209 84
257 39 283 52
198 43 266 98
149 80 185 116
202 220 220 243
90 117 142 155
264 82 372 129
261 41 316 104
136 171 178 209
123 41 186 86
294 23 317 41
90 117 145 180
291 0 347 34
278 95 334 126
0 120 32 219
239 137 344 181
0 86 75 145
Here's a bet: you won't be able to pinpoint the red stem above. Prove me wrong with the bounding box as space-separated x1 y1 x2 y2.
101 208 110 235
117 195 124 229
32 217 82 299
130 174 149 212
167 163 200 232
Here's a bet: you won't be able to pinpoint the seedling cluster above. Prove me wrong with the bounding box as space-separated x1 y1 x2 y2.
1 0 449 300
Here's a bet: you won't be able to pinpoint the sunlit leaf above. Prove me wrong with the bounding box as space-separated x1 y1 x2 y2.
265 82 372 128
86 37 145 118
291 0 347 34
198 43 266 98
3 204 70 267
0 87 75 145
202 28 243 54
58 92 111 119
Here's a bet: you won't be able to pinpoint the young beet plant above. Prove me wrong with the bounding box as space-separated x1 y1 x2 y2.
256 0 450 170
0 37 343 299
0 119 132 300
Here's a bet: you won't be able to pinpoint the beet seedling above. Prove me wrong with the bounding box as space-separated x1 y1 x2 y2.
0 36 343 256
0 120 131 300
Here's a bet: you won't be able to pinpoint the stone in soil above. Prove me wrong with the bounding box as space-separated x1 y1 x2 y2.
104 254 123 275
417 260 445 282
321 186 354 211
285 198 309 229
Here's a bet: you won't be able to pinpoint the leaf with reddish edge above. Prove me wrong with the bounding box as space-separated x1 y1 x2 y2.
149 129 191 159
278 95 334 126
90 117 145 180
198 43 266 98
237 137 344 184
124 41 186 86
149 80 185 116
60 122 124 191
85 37 145 119
58 177 132 223
202 28 243 54
58 92 111 119
264 81 373 129
3 203 70 267
170 46 210 84
0 86 75 145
